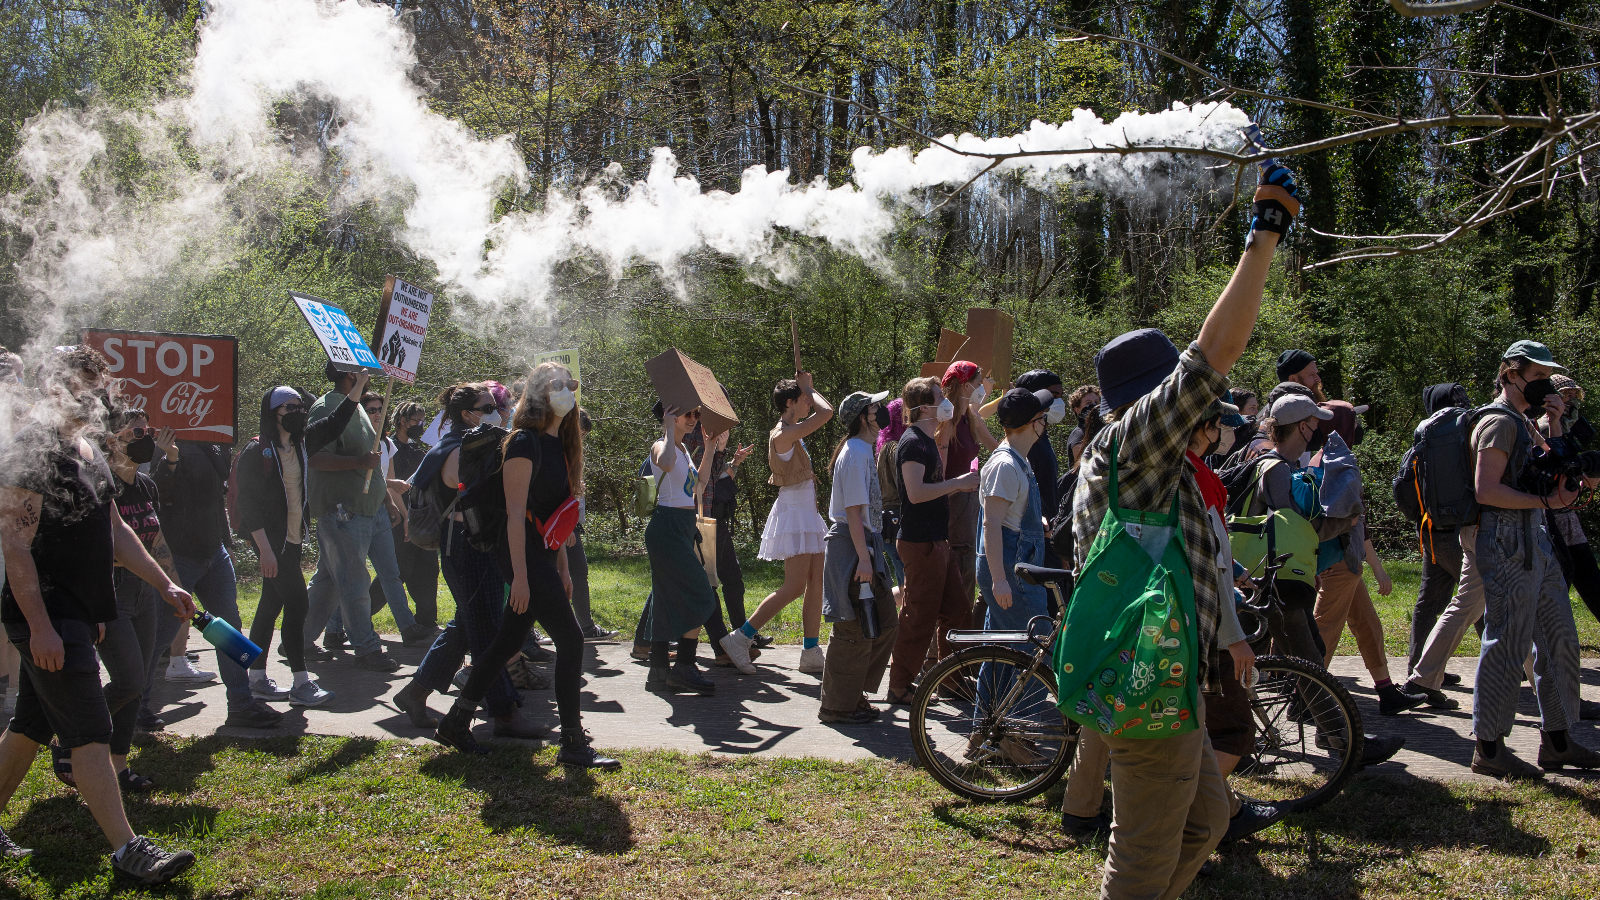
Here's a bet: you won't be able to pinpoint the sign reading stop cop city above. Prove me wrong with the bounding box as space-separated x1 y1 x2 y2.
79 330 239 445
290 292 385 375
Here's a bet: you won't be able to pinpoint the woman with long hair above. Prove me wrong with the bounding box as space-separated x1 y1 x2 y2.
393 384 534 741
719 371 834 675
237 384 363 707
432 364 618 769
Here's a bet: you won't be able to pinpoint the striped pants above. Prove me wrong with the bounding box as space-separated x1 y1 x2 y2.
1473 509 1580 740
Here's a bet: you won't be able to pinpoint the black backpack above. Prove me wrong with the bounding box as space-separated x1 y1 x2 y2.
1392 404 1520 530
455 424 533 553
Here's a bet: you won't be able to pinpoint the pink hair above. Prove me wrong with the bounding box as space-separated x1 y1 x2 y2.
876 397 907 454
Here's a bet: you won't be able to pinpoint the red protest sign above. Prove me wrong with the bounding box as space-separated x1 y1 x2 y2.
79 330 239 445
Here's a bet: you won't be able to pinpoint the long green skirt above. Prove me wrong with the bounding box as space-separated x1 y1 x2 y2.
645 506 717 642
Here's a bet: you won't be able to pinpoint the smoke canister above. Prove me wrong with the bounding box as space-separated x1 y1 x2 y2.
854 579 882 640
194 611 263 669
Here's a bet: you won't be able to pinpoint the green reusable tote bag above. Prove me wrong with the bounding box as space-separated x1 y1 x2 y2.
1053 440 1201 739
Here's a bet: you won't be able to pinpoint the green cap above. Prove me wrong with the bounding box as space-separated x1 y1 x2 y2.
1502 340 1566 371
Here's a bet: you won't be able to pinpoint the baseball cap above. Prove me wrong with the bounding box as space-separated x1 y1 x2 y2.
838 390 890 427
997 388 1056 429
1015 369 1063 393
1269 394 1333 425
1502 340 1566 371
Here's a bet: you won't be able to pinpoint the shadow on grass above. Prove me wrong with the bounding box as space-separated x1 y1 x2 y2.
127 733 326 794
8 794 216 896
418 749 632 853
287 737 380 784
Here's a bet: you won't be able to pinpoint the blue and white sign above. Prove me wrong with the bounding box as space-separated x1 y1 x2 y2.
290 291 384 374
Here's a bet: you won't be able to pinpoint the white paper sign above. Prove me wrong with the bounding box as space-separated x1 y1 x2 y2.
291 292 384 373
374 276 432 384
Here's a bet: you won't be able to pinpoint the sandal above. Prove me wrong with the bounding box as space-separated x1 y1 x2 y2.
49 744 75 788
118 768 155 793
885 688 915 706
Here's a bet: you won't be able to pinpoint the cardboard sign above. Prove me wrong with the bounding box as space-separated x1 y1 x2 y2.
290 291 384 374
372 276 432 384
644 348 739 436
920 328 973 378
80 330 238 445
964 308 1015 388
530 348 580 407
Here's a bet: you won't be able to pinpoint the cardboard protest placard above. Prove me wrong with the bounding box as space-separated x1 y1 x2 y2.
920 328 973 378
372 276 432 384
964 307 1015 388
644 348 739 436
531 348 580 406
80 330 238 445
290 291 385 374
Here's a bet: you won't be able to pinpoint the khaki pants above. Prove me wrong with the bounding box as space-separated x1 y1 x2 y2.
820 592 899 711
1314 563 1390 682
1409 525 1483 690
1100 701 1230 900
1062 730 1111 818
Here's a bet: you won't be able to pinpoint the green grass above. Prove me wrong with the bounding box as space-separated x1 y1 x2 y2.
3 735 1599 898
235 554 1600 657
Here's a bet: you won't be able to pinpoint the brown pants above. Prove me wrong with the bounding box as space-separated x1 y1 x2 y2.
1314 563 1389 683
1062 729 1111 818
1101 700 1230 900
888 539 972 695
820 592 900 711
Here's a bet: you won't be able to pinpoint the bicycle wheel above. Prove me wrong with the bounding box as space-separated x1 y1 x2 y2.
909 645 1076 803
1233 655 1364 813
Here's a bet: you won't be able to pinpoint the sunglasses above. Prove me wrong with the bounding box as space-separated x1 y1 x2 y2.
549 378 579 392
680 409 701 420
364 406 385 416
278 405 304 415
122 426 150 439
472 404 498 414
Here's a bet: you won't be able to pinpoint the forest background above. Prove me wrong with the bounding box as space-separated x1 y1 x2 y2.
5 0 1600 555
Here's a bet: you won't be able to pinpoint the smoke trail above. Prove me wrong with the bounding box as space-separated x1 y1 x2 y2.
3 0 1252 338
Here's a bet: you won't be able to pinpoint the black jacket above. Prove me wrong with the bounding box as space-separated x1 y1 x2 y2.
236 398 359 553
152 442 232 560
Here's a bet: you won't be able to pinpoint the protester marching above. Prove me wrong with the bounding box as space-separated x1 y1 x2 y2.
0 156 1596 900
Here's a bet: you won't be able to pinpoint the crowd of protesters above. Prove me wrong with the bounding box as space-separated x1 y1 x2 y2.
0 156 1598 898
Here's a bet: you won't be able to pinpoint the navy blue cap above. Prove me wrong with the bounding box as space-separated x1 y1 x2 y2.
1094 328 1179 416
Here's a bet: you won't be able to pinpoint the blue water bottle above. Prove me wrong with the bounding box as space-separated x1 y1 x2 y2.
194 611 262 669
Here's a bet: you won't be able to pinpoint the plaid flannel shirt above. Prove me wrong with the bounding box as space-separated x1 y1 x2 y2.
1071 343 1229 695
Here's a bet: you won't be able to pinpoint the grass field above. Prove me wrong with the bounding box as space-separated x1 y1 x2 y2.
238 551 1600 658
3 735 1600 898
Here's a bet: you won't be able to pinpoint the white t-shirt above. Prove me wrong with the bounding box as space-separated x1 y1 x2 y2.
828 437 881 531
650 443 698 509
979 446 1033 532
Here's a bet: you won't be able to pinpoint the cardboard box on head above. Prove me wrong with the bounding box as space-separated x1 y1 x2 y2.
645 348 739 437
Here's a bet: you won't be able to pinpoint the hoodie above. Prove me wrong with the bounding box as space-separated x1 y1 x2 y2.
1423 382 1469 416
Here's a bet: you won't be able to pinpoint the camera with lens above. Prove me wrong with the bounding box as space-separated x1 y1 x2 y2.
1522 435 1600 495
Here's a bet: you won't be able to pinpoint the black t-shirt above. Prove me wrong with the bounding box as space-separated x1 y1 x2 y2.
116 472 162 555
0 429 118 624
497 430 571 576
392 439 427 482
896 424 948 543
1029 434 1059 523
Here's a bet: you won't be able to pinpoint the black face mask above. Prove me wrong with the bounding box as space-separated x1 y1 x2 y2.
1351 423 1366 446
1305 424 1328 453
873 405 891 430
1520 377 1558 413
406 424 426 440
280 410 308 434
1201 428 1221 457
126 435 156 465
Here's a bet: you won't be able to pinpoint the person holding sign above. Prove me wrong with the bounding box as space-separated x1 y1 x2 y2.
719 372 834 676
299 364 399 673
433 364 618 769
643 401 720 696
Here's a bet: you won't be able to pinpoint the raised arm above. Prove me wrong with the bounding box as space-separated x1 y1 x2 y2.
770 371 833 452
1196 162 1300 375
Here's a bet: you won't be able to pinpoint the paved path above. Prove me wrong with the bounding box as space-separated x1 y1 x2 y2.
146 634 1600 783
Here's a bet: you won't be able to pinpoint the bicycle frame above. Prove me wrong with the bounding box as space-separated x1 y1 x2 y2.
943 582 1070 758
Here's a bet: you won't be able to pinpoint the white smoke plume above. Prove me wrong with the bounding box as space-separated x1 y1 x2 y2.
3 0 1253 338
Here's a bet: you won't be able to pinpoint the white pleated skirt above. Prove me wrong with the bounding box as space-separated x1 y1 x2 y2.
758 480 827 560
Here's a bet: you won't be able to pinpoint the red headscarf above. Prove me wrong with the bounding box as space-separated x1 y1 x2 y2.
941 360 979 389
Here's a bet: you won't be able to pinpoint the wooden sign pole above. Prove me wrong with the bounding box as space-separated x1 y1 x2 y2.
790 314 803 373
362 376 394 494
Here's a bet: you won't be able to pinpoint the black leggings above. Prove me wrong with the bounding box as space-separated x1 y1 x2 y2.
250 542 309 672
462 549 584 732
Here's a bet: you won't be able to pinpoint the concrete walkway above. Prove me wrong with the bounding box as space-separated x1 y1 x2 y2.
146 633 1600 783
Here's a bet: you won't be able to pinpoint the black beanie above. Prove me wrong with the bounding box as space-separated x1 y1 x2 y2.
1276 349 1315 382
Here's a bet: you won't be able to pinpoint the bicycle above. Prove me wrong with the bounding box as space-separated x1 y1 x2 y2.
909 554 1364 812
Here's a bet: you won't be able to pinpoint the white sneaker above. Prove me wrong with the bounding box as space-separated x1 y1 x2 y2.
288 680 333 707
799 645 826 675
165 657 217 683
250 676 291 701
718 631 759 675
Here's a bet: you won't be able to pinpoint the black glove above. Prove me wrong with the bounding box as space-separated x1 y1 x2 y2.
1248 163 1300 243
